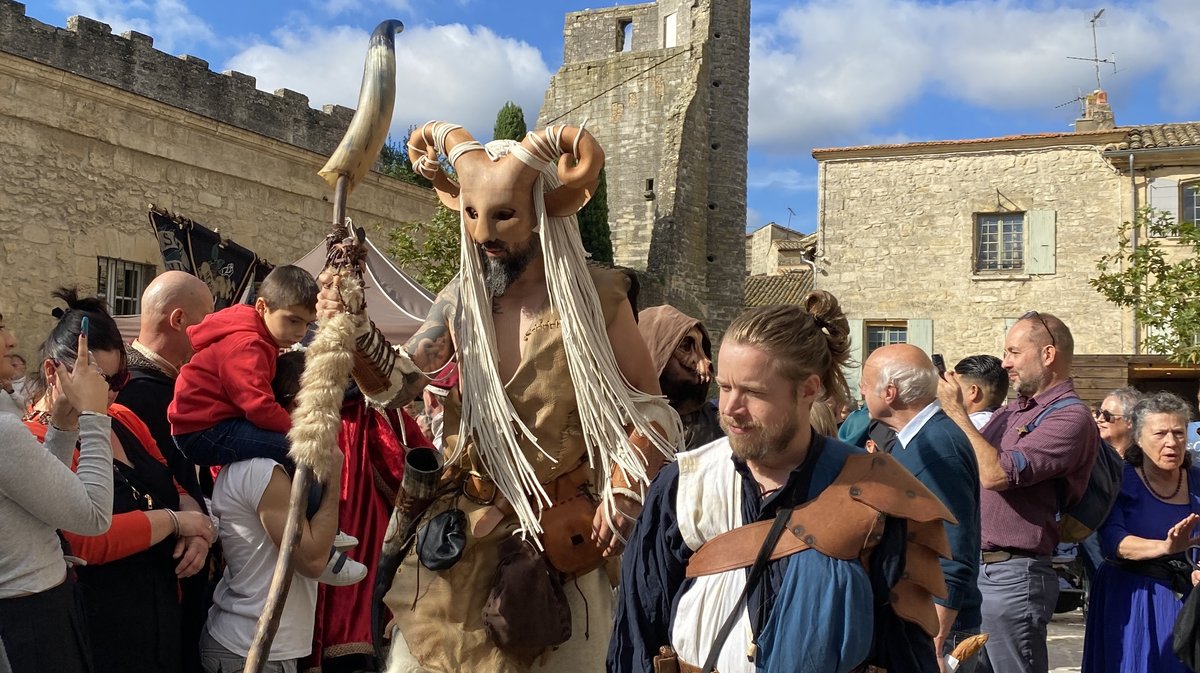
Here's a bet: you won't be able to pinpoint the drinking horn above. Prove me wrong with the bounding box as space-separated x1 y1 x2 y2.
242 19 403 673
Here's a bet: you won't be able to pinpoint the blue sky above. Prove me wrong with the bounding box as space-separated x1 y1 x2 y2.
20 0 1200 235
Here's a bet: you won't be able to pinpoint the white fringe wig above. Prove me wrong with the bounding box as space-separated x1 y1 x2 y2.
426 122 683 543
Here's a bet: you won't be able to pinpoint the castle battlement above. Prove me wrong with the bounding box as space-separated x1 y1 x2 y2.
0 0 355 157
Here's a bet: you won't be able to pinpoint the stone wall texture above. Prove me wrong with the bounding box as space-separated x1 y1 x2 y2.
539 0 749 339
0 1 436 345
816 143 1132 364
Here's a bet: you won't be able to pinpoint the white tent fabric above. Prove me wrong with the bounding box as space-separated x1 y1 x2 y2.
115 236 435 346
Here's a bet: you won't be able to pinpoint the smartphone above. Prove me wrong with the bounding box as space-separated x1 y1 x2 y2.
932 353 946 377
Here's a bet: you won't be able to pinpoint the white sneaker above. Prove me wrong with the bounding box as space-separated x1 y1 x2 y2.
319 550 367 586
333 530 359 551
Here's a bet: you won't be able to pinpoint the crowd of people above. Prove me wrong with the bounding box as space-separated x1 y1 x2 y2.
2 119 1200 673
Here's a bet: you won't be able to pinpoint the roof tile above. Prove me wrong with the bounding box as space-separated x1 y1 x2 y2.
744 272 813 307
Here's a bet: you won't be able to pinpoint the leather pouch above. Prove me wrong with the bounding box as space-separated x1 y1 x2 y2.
416 508 467 571
482 535 571 650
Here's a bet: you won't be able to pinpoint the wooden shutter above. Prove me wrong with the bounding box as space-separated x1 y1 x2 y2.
907 319 933 355
1149 177 1180 224
1026 210 1057 275
845 318 864 402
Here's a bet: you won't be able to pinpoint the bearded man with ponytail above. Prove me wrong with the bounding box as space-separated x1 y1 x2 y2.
608 292 954 673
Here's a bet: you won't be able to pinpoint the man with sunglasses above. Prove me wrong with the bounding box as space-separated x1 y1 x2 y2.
938 311 1099 673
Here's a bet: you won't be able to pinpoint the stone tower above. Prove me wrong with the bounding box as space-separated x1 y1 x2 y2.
538 0 750 337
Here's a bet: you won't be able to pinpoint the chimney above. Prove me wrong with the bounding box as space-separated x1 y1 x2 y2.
1075 89 1116 132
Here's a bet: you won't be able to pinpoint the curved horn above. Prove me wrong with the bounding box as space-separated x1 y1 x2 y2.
407 122 483 211
523 126 605 217
318 20 404 194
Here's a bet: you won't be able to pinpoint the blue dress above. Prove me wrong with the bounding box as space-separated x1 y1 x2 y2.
1081 463 1200 673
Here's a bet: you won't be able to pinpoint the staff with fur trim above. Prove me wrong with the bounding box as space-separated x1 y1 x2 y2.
243 19 404 673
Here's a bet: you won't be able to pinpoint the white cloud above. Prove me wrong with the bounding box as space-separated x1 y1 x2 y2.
749 0 1191 153
53 0 217 52
747 167 818 191
224 22 551 145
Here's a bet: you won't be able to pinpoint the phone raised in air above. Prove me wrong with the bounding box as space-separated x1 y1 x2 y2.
932 353 947 377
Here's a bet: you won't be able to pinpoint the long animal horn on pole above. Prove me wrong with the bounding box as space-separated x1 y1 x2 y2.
243 19 403 673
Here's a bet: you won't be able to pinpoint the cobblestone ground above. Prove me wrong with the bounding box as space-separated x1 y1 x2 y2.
1049 609 1085 673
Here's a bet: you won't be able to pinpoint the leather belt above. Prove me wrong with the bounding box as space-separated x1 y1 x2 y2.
462 473 497 505
455 460 592 507
981 550 1035 564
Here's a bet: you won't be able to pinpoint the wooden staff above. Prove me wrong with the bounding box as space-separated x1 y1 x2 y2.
243 19 403 673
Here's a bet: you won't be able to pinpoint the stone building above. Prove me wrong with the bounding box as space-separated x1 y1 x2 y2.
813 92 1200 402
743 222 815 308
538 0 749 338
0 1 435 344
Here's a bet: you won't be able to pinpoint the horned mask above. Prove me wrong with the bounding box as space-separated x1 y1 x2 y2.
404 121 681 542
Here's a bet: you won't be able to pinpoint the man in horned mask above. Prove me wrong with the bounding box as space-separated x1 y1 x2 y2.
638 305 723 450
317 122 680 673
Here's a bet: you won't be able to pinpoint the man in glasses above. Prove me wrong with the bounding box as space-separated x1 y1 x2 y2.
938 311 1099 673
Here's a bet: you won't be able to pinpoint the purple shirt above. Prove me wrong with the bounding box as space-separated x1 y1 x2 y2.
979 379 1099 555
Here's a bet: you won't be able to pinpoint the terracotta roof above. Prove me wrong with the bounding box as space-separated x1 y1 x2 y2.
812 128 1122 157
744 271 813 307
1107 122 1200 151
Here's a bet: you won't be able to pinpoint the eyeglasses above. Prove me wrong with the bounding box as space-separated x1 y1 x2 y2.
102 368 131 393
1020 310 1057 348
1093 408 1124 423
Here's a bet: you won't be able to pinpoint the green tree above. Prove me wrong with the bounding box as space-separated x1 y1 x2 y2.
493 101 527 141
385 204 461 293
1091 207 1200 363
379 128 432 189
577 167 613 264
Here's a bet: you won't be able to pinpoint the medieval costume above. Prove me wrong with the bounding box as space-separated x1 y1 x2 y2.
365 122 682 673
609 434 953 673
638 305 723 451
305 393 428 673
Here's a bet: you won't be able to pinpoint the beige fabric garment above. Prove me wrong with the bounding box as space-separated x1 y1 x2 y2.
383 266 628 673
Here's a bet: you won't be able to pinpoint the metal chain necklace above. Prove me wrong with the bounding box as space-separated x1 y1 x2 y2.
1139 466 1183 500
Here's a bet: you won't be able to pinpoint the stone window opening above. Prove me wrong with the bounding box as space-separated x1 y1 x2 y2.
974 212 1024 273
1181 180 1199 230
644 178 655 200
617 19 633 52
866 321 908 355
663 12 678 48
97 257 156 315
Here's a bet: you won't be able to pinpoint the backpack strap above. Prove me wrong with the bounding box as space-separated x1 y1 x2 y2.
1022 397 1086 435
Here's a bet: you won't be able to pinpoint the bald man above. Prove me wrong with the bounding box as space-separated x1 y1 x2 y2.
861 344 982 672
116 271 215 673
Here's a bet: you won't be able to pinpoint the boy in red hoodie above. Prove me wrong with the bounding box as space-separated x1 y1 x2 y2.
169 265 364 585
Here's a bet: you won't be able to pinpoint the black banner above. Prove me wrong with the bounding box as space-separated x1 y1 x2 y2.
147 206 273 311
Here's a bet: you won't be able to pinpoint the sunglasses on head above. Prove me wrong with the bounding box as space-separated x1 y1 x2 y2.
1020 310 1057 348
1092 408 1123 423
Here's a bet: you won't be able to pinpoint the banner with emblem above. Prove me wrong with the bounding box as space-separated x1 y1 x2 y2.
147 205 273 310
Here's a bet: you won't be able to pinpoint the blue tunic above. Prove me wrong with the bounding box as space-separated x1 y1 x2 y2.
1081 463 1200 673
606 432 938 673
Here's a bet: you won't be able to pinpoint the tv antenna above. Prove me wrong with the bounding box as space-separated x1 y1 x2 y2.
786 207 797 228
1066 9 1117 90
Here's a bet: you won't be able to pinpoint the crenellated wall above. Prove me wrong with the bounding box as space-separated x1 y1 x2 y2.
0 1 436 345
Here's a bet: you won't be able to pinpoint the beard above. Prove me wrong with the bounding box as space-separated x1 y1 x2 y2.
720 412 800 463
481 237 540 297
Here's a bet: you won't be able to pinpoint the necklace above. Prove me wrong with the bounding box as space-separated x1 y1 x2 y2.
1139 466 1184 500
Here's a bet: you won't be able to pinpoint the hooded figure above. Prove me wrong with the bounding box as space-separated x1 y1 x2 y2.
638 306 723 450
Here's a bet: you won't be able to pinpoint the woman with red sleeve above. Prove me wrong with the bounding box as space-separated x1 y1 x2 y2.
23 290 216 673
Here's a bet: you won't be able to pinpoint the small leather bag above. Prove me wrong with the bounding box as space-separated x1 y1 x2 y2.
416 508 467 571
482 534 571 651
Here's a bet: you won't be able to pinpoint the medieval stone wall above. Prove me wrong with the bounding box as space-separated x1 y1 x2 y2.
539 0 748 338
817 144 1130 369
0 1 435 344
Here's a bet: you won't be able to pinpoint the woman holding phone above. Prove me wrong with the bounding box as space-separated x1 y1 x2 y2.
0 309 114 673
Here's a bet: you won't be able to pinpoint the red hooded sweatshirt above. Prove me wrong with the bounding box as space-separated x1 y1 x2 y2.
168 304 291 435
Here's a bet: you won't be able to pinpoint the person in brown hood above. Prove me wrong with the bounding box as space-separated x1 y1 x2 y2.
638 305 724 450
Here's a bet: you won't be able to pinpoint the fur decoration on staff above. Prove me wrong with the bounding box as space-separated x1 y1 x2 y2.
287 273 365 483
